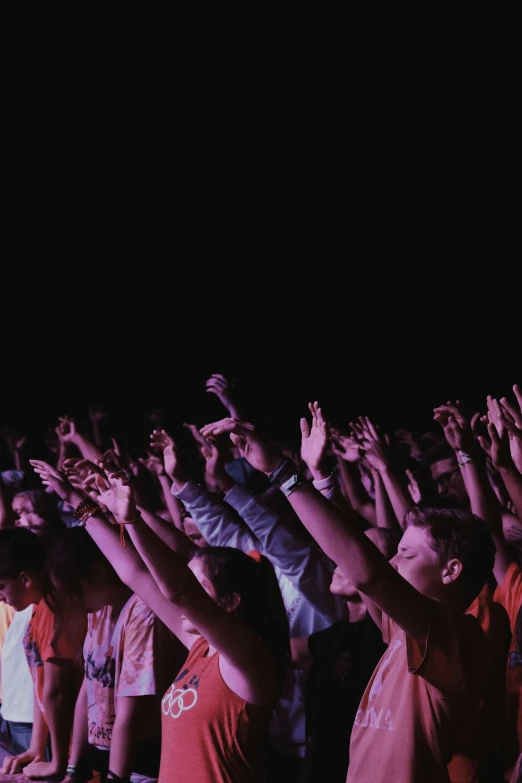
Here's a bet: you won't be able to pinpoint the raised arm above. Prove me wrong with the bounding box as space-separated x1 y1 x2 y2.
300 401 356 515
205 373 249 421
56 416 104 465
29 458 193 648
200 413 435 643
435 404 512 585
329 426 377 525
153 429 259 552
354 416 412 531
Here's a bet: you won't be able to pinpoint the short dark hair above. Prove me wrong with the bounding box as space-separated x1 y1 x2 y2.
404 506 495 604
0 527 46 578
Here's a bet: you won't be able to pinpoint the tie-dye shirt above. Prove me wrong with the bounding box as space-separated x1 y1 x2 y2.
84 593 179 750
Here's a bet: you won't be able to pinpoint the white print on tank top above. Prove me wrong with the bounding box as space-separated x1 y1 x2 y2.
354 639 403 732
162 667 201 719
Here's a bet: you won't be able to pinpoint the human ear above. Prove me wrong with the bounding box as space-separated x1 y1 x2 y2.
19 571 33 589
221 592 241 613
441 558 462 585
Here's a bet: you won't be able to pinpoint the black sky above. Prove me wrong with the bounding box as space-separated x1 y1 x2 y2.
2 7 520 451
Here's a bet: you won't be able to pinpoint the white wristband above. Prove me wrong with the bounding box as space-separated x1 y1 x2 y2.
312 473 336 491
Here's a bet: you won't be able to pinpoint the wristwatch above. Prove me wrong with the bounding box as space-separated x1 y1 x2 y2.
280 474 304 497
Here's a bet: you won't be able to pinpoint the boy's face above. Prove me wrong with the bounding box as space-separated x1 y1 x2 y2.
0 575 32 611
390 526 446 598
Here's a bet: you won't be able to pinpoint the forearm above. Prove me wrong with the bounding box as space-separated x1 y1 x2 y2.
71 434 103 464
284 480 387 589
497 466 522 523
461 451 503 535
377 466 413 530
108 711 141 779
29 692 49 755
136 504 194 559
124 512 193 602
43 682 73 770
336 458 377 524
68 680 89 767
158 474 184 530
373 471 402 532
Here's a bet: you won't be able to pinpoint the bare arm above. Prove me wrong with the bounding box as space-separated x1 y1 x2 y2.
67 677 89 770
199 416 434 645
136 504 195 559
334 455 377 525
109 695 155 779
372 470 402 532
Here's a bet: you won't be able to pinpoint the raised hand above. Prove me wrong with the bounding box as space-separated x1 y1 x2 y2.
182 422 212 455
1 427 27 454
405 469 422 504
433 404 475 453
29 458 78 505
150 429 187 484
329 426 363 463
478 420 514 472
88 402 109 423
352 416 391 473
499 384 522 474
139 452 166 478
300 401 330 476
206 373 236 407
199 418 283 474
94 462 137 521
201 440 233 493
55 415 78 444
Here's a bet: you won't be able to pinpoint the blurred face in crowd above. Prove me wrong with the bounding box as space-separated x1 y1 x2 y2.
0 574 36 611
429 456 468 507
183 516 208 549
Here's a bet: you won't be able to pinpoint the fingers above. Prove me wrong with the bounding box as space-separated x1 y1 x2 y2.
300 417 311 438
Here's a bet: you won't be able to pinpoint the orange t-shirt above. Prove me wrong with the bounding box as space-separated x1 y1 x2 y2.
159 636 274 783
448 583 511 783
494 562 522 778
23 599 86 712
347 603 487 783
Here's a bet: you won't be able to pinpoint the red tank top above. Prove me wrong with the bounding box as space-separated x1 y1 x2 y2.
159 636 274 782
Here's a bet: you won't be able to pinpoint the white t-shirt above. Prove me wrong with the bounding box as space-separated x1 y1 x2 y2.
1 603 34 722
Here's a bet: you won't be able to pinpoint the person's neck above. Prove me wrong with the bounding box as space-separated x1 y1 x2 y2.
346 599 367 623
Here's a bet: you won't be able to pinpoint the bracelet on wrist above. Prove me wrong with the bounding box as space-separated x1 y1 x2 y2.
119 516 138 548
312 473 336 491
280 473 305 497
457 450 473 466
66 763 77 776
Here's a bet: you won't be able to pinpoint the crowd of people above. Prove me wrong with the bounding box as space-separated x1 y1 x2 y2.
1 372 522 783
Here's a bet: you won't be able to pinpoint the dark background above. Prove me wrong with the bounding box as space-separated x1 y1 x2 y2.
1 7 519 456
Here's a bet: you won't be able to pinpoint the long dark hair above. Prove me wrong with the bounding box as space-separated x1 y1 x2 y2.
42 526 118 624
191 546 290 675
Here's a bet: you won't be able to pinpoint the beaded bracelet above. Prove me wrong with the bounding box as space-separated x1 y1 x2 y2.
72 497 92 520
